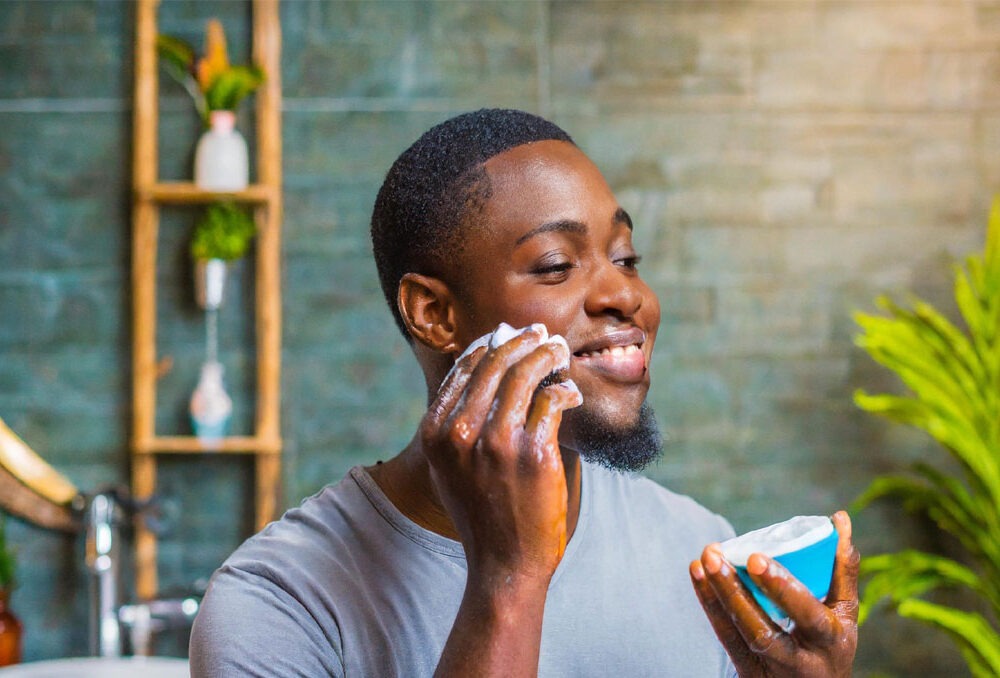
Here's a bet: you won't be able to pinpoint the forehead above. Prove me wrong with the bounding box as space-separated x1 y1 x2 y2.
475 140 619 237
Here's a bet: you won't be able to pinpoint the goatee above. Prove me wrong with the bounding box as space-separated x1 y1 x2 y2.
570 402 663 473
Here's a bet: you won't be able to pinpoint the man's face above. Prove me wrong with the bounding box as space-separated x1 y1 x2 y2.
450 140 662 453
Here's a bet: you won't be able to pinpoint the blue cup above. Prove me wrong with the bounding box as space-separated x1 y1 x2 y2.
722 516 838 621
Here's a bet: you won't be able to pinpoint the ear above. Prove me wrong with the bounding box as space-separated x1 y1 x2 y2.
398 273 459 353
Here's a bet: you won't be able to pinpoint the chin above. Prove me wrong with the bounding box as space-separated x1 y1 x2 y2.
573 389 645 429
558 400 663 473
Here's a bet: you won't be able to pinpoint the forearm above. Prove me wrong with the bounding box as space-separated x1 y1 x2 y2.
435 572 549 678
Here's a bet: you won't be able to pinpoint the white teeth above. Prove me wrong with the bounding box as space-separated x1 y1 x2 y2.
575 344 641 359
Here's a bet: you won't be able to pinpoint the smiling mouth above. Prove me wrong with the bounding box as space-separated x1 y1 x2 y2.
573 343 644 359
571 340 647 383
535 329 648 389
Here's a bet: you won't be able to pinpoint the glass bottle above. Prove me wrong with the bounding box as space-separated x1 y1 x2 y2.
0 589 22 666
190 360 233 444
194 110 249 191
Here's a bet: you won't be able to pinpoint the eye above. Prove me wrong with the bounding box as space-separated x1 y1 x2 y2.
615 255 642 271
531 253 576 279
533 262 574 276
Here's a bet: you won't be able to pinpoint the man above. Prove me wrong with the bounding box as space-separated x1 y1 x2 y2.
190 109 859 677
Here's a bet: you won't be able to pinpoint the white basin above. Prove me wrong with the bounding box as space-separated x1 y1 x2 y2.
0 656 188 677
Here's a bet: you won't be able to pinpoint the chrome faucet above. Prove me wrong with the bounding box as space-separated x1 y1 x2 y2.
84 489 200 657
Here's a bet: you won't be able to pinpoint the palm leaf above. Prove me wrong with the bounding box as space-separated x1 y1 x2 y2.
858 550 984 624
911 463 1000 574
851 470 999 578
853 196 1000 675
156 33 206 119
854 310 980 421
156 34 194 76
897 599 1000 678
205 65 264 113
853 391 998 502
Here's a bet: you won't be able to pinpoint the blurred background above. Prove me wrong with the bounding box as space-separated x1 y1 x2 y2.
2 0 997 674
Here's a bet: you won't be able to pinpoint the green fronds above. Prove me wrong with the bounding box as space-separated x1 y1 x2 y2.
853 195 1000 673
897 599 1000 678
203 65 265 114
156 33 194 80
858 550 991 624
156 22 263 123
190 202 257 261
155 34 207 120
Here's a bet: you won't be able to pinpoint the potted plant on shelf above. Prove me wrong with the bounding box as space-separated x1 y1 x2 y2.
0 516 21 666
852 197 1000 675
191 201 257 310
157 19 264 191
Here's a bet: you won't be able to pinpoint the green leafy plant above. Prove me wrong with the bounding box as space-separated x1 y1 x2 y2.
191 202 256 261
852 197 1000 676
157 18 264 125
0 516 16 592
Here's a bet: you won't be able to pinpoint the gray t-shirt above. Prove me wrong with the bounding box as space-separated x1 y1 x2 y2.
190 462 736 677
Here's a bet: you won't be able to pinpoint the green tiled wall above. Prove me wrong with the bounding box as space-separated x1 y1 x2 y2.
2 1 995 673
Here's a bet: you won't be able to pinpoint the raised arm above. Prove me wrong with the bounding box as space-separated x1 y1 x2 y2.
420 325 582 677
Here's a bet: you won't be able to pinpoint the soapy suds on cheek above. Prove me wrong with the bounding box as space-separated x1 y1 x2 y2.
442 322 580 402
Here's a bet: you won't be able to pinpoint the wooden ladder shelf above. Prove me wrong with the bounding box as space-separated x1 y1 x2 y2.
130 0 283 600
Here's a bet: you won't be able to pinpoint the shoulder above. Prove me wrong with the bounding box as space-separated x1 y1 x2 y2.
217 472 357 583
190 470 375 677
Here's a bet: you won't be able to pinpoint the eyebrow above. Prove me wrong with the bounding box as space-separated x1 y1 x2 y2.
514 207 634 247
615 207 634 230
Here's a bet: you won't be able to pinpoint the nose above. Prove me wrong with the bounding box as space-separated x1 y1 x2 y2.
583 259 644 320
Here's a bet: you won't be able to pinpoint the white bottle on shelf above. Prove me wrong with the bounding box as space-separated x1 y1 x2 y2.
190 360 233 444
194 110 249 191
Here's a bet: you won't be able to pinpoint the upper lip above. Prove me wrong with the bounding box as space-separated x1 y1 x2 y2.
572 327 646 356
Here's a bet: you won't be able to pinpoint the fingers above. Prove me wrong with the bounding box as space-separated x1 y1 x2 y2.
485 338 572 457
426 343 488 432
523 381 582 468
826 510 861 623
689 559 756 671
424 323 576 473
693 515 861 673
430 325 549 455
744 554 838 647
700 545 793 659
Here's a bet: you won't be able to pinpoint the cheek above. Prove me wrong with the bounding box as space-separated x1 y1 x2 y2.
502 295 579 336
641 285 662 340
454 287 578 343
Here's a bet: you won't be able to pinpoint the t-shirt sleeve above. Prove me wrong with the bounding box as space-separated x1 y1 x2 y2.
189 563 344 678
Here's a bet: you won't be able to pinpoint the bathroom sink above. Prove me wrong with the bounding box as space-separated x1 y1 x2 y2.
0 656 188 677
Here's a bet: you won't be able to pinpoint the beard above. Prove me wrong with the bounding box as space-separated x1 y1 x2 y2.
565 401 663 473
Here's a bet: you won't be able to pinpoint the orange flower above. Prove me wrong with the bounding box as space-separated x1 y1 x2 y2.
196 19 230 92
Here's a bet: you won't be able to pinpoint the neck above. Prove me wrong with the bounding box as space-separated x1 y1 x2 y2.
367 436 583 543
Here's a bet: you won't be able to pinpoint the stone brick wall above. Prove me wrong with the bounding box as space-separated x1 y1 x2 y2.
2 1 996 673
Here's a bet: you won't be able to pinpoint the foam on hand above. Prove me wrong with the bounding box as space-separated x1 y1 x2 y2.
719 515 838 621
442 322 577 397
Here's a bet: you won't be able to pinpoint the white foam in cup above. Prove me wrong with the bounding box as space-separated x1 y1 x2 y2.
719 515 838 620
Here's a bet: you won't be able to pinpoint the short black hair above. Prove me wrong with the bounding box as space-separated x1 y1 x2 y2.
370 108 575 340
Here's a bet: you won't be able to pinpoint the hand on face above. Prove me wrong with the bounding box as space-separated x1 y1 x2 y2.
420 323 584 584
689 511 860 677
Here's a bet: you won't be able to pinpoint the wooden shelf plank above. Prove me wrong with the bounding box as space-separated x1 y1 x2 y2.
138 182 275 204
134 435 282 454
